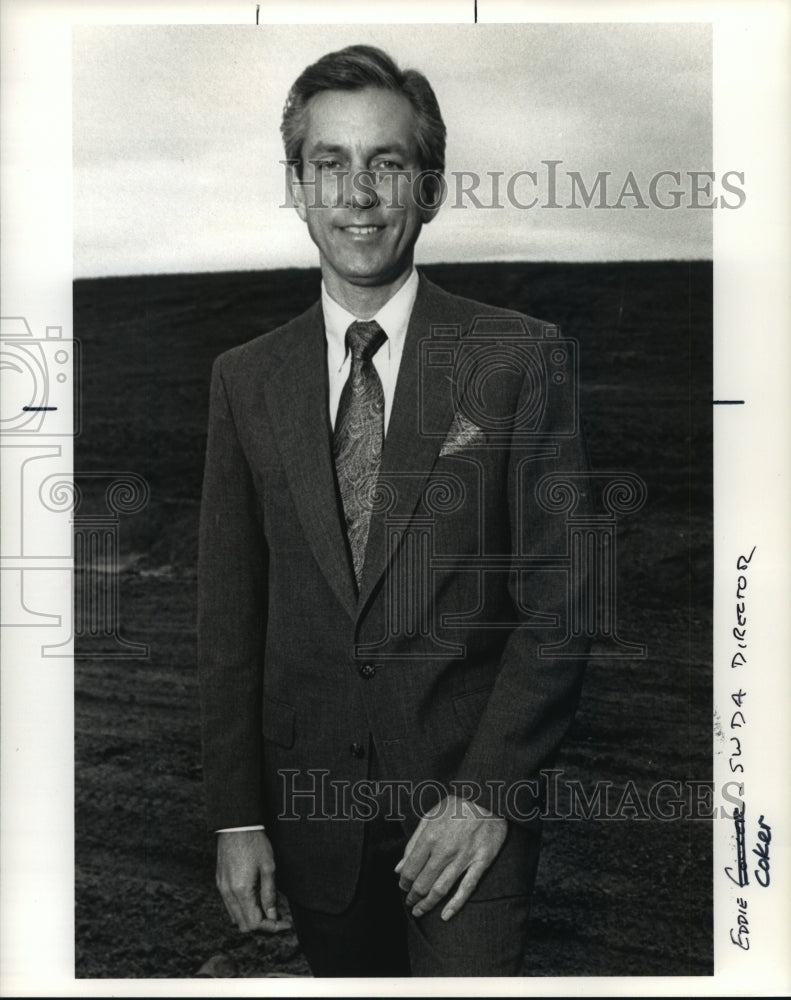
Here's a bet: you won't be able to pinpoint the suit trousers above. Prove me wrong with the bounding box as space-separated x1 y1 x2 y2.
286 739 540 977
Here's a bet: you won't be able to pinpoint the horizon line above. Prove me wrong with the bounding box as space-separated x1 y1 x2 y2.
73 257 714 282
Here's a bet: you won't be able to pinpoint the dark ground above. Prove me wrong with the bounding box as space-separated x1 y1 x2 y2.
74 260 713 978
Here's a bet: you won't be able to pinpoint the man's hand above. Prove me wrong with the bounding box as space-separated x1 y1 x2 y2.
216 829 292 933
395 794 508 921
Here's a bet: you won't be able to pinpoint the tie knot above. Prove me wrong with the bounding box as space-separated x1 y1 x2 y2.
346 320 387 362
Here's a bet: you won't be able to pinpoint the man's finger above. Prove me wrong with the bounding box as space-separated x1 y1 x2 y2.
233 889 267 932
217 872 251 929
397 837 433 891
219 892 238 926
220 893 262 932
262 900 292 927
259 872 278 921
404 853 450 908
258 916 293 933
260 887 294 932
439 861 486 922
410 861 463 917
394 819 426 874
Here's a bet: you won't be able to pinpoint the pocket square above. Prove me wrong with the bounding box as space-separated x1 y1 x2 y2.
439 412 487 457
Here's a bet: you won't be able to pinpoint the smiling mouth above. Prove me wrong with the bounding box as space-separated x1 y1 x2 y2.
341 225 383 235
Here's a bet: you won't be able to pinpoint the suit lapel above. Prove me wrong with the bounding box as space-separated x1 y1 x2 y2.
357 277 459 615
261 278 470 623
261 302 358 621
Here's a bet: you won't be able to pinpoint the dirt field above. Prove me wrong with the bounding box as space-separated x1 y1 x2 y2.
74 261 713 978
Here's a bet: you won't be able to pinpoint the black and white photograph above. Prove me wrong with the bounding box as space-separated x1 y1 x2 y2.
73 19 714 979
1 1 789 994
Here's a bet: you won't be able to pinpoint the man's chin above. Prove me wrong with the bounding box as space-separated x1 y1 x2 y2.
343 272 397 288
335 264 411 289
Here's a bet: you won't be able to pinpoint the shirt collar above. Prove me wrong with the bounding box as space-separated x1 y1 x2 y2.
322 267 419 369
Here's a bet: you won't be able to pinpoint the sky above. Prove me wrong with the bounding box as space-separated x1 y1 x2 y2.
72 22 713 276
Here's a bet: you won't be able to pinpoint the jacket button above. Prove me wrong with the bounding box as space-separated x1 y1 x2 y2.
349 742 366 759
358 662 376 679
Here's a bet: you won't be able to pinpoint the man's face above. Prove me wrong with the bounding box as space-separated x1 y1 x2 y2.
292 87 437 294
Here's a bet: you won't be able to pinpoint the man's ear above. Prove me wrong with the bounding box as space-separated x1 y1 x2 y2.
290 164 308 223
417 173 446 225
420 203 440 225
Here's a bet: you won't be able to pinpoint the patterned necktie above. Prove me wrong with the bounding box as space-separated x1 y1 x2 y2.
333 320 388 587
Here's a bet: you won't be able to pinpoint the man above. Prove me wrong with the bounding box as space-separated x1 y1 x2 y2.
198 44 591 977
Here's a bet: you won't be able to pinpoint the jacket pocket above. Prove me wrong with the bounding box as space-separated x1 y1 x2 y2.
451 687 492 737
262 696 296 748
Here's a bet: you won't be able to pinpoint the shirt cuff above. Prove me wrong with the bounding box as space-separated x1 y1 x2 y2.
216 825 265 833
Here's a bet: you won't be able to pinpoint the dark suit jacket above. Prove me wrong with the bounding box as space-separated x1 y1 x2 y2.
198 273 591 912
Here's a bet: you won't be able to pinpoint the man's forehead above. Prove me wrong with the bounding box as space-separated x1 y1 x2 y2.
302 87 419 154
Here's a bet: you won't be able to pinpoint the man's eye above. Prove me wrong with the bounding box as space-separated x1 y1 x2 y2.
316 160 342 171
377 160 404 170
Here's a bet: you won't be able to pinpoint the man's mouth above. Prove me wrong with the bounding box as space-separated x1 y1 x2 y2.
341 225 383 235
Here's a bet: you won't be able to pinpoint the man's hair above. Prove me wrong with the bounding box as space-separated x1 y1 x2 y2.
281 44 446 186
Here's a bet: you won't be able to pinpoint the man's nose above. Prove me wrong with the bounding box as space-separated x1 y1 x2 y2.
341 168 379 210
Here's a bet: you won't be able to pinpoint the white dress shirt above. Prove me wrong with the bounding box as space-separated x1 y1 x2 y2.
217 268 419 834
323 266 419 433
